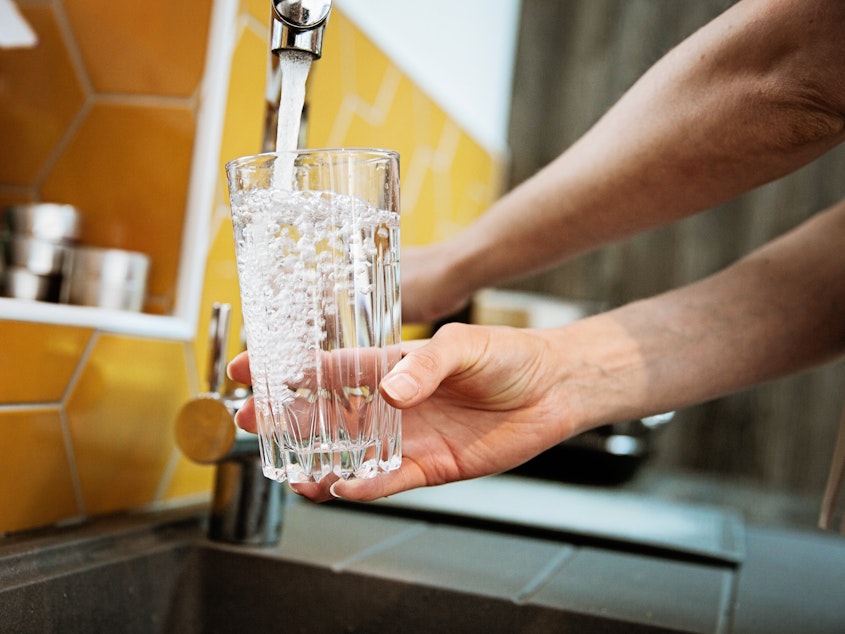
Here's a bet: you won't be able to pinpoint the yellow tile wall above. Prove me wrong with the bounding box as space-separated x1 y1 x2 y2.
0 1 504 535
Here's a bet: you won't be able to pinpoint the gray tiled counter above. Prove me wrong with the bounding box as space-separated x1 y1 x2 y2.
278 498 735 633
1 476 844 633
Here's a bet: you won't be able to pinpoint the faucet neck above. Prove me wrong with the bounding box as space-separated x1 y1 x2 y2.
271 0 332 58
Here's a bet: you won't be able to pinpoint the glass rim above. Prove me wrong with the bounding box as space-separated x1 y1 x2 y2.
225 147 399 172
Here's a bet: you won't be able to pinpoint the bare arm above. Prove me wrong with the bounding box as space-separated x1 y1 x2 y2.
556 199 845 428
318 198 845 501
406 0 845 323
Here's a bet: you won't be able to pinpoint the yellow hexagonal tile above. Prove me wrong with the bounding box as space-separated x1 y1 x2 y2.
306 10 504 250
0 6 85 187
63 0 213 96
218 24 267 165
193 216 244 390
65 333 191 516
245 0 272 26
161 452 215 501
0 194 33 209
41 103 195 313
449 132 506 228
0 406 79 534
0 321 93 404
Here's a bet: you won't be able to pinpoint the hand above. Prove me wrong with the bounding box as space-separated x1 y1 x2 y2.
227 323 581 502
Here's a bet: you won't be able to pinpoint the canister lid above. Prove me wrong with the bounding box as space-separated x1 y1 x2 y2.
2 203 82 243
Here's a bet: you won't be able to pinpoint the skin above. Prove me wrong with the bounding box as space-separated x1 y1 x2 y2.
228 0 845 502
402 0 845 324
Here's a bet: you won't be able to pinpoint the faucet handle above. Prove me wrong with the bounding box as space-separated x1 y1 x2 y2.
178 303 282 546
175 398 237 464
207 302 231 395
177 301 254 463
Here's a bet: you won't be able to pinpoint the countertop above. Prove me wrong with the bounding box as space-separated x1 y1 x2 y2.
2 473 844 633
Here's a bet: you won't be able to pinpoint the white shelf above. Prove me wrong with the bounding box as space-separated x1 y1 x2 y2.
0 298 193 340
0 0 242 344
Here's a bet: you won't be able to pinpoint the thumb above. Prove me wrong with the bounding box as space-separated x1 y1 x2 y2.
379 324 475 408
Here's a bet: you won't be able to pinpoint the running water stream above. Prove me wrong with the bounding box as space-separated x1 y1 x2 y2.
272 50 313 187
275 50 313 156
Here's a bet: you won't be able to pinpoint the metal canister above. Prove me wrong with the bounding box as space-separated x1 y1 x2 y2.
1 203 81 301
65 246 150 311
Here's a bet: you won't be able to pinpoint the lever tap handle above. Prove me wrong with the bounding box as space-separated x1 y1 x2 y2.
207 302 231 395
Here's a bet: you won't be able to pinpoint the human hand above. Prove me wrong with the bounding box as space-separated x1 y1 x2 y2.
227 323 581 502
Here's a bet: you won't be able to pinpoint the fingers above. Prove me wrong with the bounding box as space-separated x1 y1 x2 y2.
329 464 424 502
290 474 339 503
226 336 445 502
289 466 422 503
233 395 257 433
227 350 251 385
380 323 479 408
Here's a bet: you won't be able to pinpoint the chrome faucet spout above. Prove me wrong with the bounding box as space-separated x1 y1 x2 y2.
271 0 332 58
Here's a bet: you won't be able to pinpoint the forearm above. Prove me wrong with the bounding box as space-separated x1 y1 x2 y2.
449 0 845 296
557 199 845 432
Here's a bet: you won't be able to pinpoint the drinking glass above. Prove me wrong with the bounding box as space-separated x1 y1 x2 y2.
225 149 401 484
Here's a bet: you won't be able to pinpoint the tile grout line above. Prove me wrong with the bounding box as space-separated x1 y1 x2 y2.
152 339 198 503
57 406 87 521
242 12 267 40
57 330 101 520
60 329 99 407
330 522 430 573
33 99 93 192
151 447 187 504
513 545 579 604
0 401 59 412
35 0 95 191
91 93 196 110
715 569 739 634
50 0 94 94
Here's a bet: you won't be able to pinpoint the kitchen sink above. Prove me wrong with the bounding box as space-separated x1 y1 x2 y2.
2 542 639 633
2 476 844 633
0 507 674 633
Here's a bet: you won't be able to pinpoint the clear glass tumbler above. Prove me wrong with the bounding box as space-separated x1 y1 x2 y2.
225 149 402 484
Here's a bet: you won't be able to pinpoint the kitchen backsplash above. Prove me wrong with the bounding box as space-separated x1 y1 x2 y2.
0 0 504 535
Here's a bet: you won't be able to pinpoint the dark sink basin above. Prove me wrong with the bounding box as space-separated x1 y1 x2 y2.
2 478 844 633
169 546 659 633
0 507 672 634
5 542 614 633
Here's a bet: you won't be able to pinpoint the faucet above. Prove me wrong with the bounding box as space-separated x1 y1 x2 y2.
176 3 335 543
270 0 332 58
263 0 332 152
175 303 284 545
178 2 335 542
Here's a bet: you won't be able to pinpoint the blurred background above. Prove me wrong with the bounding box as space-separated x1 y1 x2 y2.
502 0 845 508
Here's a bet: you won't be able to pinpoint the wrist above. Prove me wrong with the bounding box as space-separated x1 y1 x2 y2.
540 314 651 437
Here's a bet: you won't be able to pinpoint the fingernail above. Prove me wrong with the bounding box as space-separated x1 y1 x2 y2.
233 408 248 430
329 481 344 499
381 373 420 402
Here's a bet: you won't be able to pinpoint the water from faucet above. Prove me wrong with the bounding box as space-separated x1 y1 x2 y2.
275 49 312 156
270 49 312 190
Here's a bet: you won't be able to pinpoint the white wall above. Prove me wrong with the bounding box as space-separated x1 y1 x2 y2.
336 0 522 156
